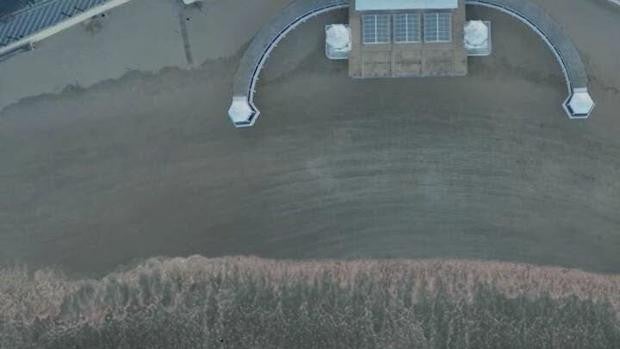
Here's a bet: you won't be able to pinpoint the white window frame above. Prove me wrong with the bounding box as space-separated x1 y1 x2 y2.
393 13 421 44
362 14 391 45
423 12 452 43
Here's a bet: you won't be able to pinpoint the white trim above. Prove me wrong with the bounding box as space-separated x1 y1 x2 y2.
356 0 458 11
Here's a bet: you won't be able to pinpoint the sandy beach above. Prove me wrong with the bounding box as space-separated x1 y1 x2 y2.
0 0 619 276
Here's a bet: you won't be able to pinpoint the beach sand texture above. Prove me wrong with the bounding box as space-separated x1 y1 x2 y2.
0 0 619 275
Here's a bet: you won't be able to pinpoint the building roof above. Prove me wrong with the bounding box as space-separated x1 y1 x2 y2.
355 0 458 11
0 0 107 48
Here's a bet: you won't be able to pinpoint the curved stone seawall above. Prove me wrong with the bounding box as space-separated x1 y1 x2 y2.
229 0 593 127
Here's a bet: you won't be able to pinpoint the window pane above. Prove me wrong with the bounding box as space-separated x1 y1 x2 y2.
376 14 390 43
407 13 421 42
437 12 451 42
424 12 451 43
394 13 420 43
362 15 377 44
393 14 408 42
423 13 438 42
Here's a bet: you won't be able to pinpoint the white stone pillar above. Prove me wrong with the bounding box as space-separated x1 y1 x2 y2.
564 88 595 119
228 96 258 127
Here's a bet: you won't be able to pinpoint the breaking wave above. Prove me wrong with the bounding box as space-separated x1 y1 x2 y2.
1 256 619 348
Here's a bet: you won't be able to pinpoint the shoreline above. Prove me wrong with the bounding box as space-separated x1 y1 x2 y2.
0 0 619 276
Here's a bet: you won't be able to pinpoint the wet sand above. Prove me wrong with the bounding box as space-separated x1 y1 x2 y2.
0 2 619 276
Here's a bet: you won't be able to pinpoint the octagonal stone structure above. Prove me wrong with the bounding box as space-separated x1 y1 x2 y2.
228 96 258 127
564 88 595 119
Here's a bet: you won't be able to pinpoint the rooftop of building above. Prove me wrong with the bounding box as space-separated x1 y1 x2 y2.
355 0 458 11
0 0 108 48
348 0 468 79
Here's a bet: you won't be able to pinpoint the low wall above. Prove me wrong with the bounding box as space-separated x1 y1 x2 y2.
229 0 594 127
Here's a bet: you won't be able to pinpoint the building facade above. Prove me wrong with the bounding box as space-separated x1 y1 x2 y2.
348 0 467 78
